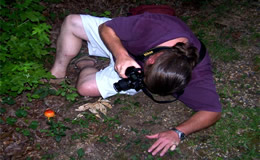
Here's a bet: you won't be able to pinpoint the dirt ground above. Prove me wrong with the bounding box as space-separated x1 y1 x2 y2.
1 0 259 160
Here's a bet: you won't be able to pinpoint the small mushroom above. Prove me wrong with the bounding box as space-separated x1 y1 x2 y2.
44 109 55 120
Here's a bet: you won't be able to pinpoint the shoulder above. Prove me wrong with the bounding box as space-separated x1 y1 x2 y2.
179 84 222 112
178 55 222 112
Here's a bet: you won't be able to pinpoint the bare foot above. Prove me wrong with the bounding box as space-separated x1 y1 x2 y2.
50 67 66 78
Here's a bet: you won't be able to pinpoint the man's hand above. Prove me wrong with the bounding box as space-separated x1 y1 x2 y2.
115 55 140 78
145 111 221 157
146 130 180 157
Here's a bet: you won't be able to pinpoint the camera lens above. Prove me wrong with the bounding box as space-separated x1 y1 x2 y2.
113 67 144 92
113 79 131 92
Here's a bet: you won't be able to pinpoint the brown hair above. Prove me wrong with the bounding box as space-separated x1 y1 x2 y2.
143 42 199 96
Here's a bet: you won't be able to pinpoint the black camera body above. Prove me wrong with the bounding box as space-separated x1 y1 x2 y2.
114 67 144 92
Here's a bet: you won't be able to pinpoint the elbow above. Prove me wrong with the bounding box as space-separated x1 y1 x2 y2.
209 111 221 126
98 24 104 42
98 23 108 41
98 23 106 35
215 112 222 121
98 23 103 34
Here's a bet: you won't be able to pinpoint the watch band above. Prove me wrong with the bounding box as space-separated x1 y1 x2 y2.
171 128 186 141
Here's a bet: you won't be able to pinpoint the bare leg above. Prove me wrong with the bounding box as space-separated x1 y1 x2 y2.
51 14 101 97
76 62 101 97
50 14 88 78
77 68 101 97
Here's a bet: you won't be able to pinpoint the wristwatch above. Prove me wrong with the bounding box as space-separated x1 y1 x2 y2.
171 128 186 141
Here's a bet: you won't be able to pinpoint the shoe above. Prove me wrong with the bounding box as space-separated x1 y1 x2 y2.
49 78 66 84
41 76 70 85
71 55 97 69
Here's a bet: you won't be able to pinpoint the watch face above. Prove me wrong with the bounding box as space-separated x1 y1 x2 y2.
180 133 185 140
172 128 185 140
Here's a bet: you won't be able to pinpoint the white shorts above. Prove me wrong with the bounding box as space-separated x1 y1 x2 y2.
80 15 139 98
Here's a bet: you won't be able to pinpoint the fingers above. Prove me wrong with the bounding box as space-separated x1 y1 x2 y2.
147 131 180 157
148 139 177 157
147 138 162 153
150 141 171 156
116 64 141 78
170 141 179 151
170 144 176 151
146 134 159 139
160 144 172 156
115 65 128 78
115 57 141 78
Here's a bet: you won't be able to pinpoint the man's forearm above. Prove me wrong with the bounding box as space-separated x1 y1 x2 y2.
98 23 140 78
98 23 129 59
175 111 221 136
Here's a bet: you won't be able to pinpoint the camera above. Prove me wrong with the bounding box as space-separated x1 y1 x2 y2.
114 67 144 92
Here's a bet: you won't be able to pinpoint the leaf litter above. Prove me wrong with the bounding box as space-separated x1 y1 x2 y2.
75 98 112 119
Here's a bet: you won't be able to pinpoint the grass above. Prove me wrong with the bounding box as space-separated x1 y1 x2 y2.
201 70 259 158
253 55 260 71
186 101 259 159
207 40 239 62
184 15 240 62
114 97 143 115
181 1 259 159
213 103 259 158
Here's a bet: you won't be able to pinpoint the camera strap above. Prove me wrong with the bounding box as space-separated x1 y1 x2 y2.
142 87 184 103
135 46 172 61
135 40 206 64
198 40 206 64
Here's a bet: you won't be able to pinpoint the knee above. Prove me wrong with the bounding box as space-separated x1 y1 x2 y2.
77 82 99 97
77 82 90 96
63 14 81 29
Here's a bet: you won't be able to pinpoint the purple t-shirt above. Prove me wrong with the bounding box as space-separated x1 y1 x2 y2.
105 12 221 112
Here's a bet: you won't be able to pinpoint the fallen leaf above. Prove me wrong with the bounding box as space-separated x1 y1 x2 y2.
75 98 112 119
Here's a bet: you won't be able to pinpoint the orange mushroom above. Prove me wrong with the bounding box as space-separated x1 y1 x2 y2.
44 109 55 120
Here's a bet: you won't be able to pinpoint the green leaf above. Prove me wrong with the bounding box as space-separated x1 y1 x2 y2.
77 148 85 158
20 0 33 9
29 120 39 129
66 93 78 101
0 0 6 6
32 23 51 35
0 1 52 97
1 97 16 105
31 94 40 99
104 11 111 16
0 107 6 114
6 117 17 125
26 157 32 160
0 119 4 124
55 135 62 142
85 9 90 13
15 108 28 118
20 11 43 22
49 89 57 95
22 129 31 136
39 129 49 133
61 92 66 96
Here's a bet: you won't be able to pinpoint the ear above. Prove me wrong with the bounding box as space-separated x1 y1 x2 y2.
147 52 163 65
147 56 156 64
